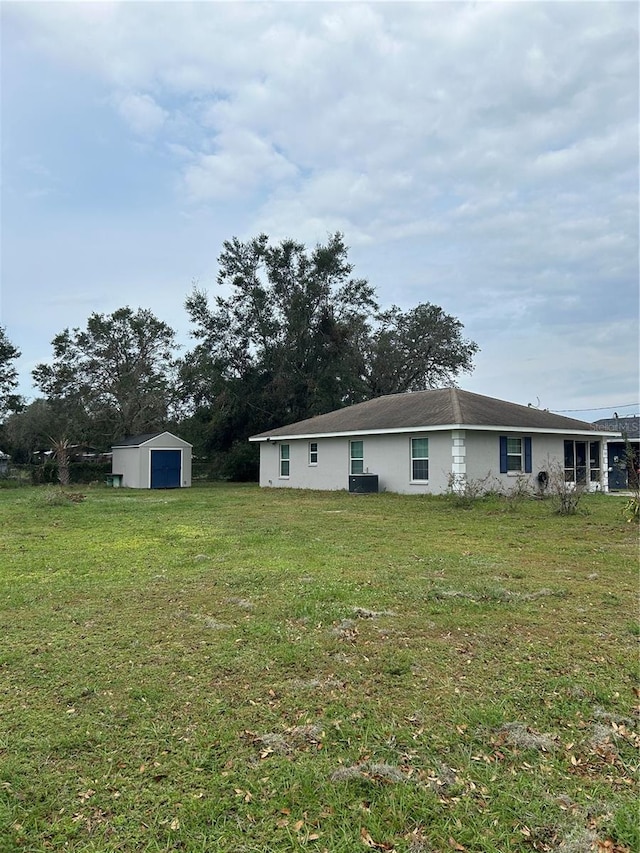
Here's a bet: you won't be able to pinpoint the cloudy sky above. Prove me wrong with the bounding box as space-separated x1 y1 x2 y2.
2 1 638 422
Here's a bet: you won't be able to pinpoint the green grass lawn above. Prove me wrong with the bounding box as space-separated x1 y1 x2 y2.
0 484 637 853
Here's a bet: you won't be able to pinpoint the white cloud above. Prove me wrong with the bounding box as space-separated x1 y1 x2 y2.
114 92 168 136
182 129 298 201
2 2 637 411
465 317 640 414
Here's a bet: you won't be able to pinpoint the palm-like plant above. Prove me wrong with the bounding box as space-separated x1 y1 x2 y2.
49 436 71 486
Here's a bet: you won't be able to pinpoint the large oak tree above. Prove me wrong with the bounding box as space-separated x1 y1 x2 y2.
184 233 376 431
33 307 179 447
183 233 478 473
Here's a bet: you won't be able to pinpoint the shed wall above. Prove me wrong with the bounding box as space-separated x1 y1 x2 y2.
112 447 143 488
112 434 192 488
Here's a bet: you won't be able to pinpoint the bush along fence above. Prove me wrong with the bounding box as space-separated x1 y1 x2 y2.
1 458 254 487
1 462 112 486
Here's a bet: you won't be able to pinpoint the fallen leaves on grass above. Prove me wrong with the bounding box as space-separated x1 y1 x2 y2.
554 827 632 853
332 619 359 640
275 813 323 843
77 788 95 802
352 607 396 619
496 722 557 752
596 841 631 853
224 596 255 610
405 828 437 853
331 762 408 784
424 762 458 793
564 718 638 785
360 827 397 850
425 586 562 605
70 808 111 834
245 724 324 758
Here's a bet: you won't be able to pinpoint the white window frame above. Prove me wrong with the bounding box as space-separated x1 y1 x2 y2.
279 444 290 479
350 440 364 475
564 439 600 484
410 437 429 482
308 441 318 466
506 437 523 472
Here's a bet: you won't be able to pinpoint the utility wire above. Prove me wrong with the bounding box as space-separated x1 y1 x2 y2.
551 403 639 413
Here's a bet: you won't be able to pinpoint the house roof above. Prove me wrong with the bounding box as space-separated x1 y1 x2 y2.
592 416 640 439
250 388 606 441
112 431 192 448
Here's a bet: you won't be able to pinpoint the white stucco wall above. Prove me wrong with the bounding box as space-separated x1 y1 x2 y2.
464 431 605 492
259 431 454 494
256 429 606 495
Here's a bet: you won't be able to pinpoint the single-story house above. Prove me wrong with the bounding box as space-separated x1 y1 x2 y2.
592 416 639 490
249 388 619 495
111 432 192 489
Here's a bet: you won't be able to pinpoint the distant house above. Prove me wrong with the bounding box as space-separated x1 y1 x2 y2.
249 389 618 495
111 432 192 489
592 416 639 490
35 444 110 463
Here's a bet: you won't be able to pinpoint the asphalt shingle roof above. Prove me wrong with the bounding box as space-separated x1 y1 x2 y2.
592 417 639 438
250 388 598 439
112 432 166 447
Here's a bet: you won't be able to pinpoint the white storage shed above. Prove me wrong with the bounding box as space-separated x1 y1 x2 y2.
111 432 192 489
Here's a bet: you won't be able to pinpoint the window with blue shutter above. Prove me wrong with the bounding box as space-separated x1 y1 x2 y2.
500 436 532 473
500 436 508 473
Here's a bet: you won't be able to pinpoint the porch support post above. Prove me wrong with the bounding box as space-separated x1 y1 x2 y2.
601 440 609 493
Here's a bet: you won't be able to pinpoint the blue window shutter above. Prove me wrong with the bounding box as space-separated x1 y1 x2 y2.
524 437 532 473
499 436 508 473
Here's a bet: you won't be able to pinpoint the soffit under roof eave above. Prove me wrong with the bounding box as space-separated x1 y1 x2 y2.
249 424 614 442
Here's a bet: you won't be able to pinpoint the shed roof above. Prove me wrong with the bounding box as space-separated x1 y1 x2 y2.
112 431 192 448
250 388 603 440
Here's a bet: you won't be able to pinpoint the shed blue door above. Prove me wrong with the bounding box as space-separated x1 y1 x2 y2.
151 450 181 489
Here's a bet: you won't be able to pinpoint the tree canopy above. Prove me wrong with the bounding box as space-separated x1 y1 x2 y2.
182 233 478 473
365 303 479 398
3 399 71 463
9 235 479 475
0 326 23 420
184 233 377 433
32 307 179 448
